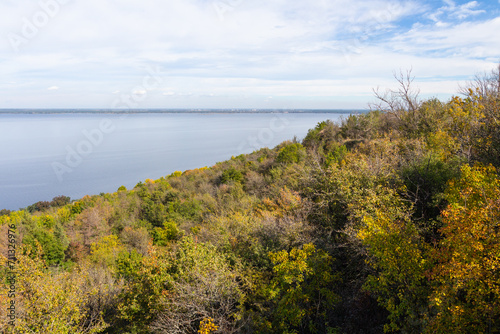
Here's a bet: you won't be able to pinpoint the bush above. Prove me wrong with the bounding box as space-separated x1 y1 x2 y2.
23 229 67 265
27 201 51 213
276 143 306 164
51 195 71 207
303 120 340 150
153 220 183 246
324 144 348 167
221 167 244 184
0 209 11 216
399 153 460 226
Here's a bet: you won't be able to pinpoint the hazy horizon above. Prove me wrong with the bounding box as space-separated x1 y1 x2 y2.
0 108 368 113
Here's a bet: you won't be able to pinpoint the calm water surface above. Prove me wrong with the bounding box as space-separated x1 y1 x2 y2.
0 113 349 210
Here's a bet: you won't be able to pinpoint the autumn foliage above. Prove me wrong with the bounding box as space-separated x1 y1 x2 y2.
1 65 500 333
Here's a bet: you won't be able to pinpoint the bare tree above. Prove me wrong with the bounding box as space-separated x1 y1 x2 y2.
149 238 245 334
458 62 500 166
370 69 430 137
150 270 243 334
371 68 421 119
460 62 500 99
80 263 125 333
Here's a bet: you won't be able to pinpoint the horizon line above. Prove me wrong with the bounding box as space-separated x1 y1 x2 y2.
0 108 369 114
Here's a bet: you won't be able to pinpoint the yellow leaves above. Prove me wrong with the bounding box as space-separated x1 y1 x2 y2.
6 252 109 333
358 216 380 241
198 318 219 334
450 305 465 317
358 210 411 242
264 243 338 333
426 130 459 160
0 214 11 226
357 207 432 332
183 167 209 177
269 244 316 281
89 235 126 269
444 92 492 162
56 206 71 223
171 170 183 177
428 164 500 332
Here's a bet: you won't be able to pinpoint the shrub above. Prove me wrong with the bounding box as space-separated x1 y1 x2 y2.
50 195 71 207
221 167 244 184
303 120 340 150
153 220 183 246
27 201 51 213
276 143 306 164
23 229 67 265
0 209 11 216
324 144 348 167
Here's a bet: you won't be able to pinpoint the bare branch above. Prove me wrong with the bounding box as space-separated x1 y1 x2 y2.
370 68 421 117
460 62 500 98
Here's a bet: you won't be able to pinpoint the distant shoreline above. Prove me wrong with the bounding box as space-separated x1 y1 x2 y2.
0 109 367 114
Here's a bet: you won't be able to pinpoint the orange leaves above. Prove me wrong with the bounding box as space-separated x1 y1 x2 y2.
258 186 302 218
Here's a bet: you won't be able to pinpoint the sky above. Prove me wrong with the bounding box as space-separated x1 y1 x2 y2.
0 0 499 109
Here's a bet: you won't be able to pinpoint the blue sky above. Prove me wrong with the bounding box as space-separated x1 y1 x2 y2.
0 0 499 109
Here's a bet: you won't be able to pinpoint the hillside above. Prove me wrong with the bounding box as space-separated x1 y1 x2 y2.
1 67 500 333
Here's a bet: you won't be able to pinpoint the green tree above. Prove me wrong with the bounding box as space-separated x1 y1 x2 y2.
23 222 68 266
276 143 306 164
152 220 183 246
263 244 340 334
221 167 244 184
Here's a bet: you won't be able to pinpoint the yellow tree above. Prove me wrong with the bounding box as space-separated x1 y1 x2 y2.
264 243 340 334
358 209 431 333
1 248 109 333
429 165 500 333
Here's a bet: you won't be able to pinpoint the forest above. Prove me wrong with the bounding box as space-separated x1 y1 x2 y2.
1 66 500 333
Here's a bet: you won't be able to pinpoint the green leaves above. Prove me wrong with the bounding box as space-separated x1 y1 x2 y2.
152 220 183 246
359 212 431 333
276 143 306 164
221 167 244 184
264 244 340 333
22 216 68 266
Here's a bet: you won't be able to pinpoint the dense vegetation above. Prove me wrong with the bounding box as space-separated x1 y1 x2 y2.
2 66 500 333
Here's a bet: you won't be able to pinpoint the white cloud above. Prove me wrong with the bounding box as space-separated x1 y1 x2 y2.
390 17 500 60
47 86 59 90
453 1 485 19
0 0 498 109
428 0 485 25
